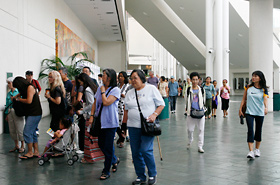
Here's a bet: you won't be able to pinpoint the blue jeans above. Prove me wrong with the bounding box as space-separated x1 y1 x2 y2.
24 115 42 144
98 128 118 175
169 96 177 111
128 127 157 181
245 114 264 143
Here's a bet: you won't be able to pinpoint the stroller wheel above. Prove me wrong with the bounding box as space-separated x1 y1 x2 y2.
38 159 45 166
67 159 74 166
72 155 79 162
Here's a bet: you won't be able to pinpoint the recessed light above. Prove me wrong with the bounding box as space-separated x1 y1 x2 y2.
116 39 121 41
106 12 114 14
194 64 199 67
170 40 175 43
180 6 184 10
114 32 119 34
111 25 118 27
238 34 243 37
94 7 98 9
230 63 234 66
143 12 148 15
112 29 118 31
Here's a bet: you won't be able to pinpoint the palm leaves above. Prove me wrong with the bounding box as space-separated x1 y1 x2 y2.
39 51 94 81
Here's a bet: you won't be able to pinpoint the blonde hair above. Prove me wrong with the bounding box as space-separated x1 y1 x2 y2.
49 71 66 97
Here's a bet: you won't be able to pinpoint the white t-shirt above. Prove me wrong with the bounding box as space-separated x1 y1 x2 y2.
124 84 165 128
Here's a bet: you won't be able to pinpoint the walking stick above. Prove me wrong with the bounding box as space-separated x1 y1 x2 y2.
157 136 163 161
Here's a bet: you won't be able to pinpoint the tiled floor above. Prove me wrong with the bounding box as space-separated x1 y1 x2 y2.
1 96 280 185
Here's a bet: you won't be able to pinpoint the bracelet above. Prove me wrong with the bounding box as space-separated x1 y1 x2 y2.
90 115 94 116
101 92 105 95
153 112 158 116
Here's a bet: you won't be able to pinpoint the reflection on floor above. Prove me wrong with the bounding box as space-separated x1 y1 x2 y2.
1 96 280 185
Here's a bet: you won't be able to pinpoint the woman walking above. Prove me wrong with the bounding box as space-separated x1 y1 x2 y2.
220 79 231 118
12 77 42 159
45 71 66 132
88 68 120 180
212 80 219 117
5 77 25 153
203 77 215 119
158 76 169 120
75 73 101 164
124 69 165 185
116 71 129 148
239 71 268 159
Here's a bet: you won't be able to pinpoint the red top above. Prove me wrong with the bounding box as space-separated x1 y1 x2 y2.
32 79 41 92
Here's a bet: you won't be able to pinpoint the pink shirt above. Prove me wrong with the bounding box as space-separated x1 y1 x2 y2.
220 86 230 99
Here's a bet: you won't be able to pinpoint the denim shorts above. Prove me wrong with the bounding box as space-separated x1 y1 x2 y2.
24 115 42 143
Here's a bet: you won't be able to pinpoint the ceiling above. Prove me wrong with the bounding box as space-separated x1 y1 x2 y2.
64 0 124 41
126 0 250 70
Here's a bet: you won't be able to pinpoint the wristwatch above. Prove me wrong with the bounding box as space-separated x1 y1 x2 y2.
101 92 105 95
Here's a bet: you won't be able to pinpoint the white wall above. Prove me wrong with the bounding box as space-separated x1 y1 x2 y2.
0 0 98 134
98 41 126 72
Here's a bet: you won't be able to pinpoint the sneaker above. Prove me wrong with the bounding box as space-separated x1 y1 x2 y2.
36 131 40 137
247 151 255 159
187 143 191 149
254 149 261 157
76 150 84 154
198 147 204 153
132 178 146 185
148 176 157 185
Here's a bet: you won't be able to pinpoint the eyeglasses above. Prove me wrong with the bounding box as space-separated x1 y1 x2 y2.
130 77 138 81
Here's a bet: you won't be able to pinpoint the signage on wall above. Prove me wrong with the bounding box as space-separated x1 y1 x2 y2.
6 72 13 79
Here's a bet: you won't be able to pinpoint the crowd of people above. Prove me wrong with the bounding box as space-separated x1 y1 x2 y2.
3 67 268 184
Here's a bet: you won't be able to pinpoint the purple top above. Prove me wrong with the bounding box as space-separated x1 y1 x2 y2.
95 86 120 129
147 77 159 87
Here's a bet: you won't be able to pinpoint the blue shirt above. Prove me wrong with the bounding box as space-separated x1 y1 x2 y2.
203 84 215 99
5 89 19 114
168 82 179 96
245 86 268 116
191 89 200 110
95 86 120 129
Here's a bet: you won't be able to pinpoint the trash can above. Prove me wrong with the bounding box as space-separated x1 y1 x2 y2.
273 93 280 111
159 97 169 120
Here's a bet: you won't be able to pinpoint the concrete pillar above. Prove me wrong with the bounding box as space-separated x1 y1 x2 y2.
206 0 214 79
249 0 273 111
223 0 230 81
274 67 279 92
213 0 223 87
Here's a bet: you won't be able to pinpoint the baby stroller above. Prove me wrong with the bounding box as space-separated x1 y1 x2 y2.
38 116 80 166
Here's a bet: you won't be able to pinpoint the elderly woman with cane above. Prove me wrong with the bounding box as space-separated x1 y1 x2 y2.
123 69 165 185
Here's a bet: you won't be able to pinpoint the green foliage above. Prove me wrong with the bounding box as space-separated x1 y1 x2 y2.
39 51 94 81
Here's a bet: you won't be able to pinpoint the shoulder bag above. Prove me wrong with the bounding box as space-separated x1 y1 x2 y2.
135 89 161 136
187 87 206 119
90 87 114 136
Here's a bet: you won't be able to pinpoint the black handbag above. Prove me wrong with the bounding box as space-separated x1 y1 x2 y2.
89 87 115 136
135 89 161 136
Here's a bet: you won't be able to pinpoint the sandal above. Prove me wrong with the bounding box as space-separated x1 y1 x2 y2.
18 148 25 153
118 143 124 148
112 158 120 173
19 154 33 160
100 173 110 180
9 147 19 153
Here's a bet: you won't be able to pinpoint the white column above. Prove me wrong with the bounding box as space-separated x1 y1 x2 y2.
249 0 273 111
274 67 279 93
223 0 230 81
213 0 223 87
206 0 214 78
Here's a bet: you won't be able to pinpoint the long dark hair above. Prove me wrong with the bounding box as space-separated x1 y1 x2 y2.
103 68 117 87
13 76 31 96
76 73 98 94
118 71 129 84
249 70 267 89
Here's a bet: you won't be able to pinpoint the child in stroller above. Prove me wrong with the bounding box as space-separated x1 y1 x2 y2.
38 118 79 166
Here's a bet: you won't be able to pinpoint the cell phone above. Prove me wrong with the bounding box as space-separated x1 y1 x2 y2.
240 115 244 125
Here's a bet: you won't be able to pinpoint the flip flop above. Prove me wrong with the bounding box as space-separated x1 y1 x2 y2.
9 147 19 153
18 148 25 153
19 154 33 160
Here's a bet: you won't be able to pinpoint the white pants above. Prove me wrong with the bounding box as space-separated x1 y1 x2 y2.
8 109 25 141
187 115 205 148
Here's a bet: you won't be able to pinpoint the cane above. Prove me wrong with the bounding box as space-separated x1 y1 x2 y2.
157 136 163 161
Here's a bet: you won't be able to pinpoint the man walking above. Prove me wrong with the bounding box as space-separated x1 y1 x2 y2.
168 76 179 114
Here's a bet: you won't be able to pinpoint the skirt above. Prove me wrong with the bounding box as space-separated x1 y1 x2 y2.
221 98 229 110
212 96 218 109
159 97 169 120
